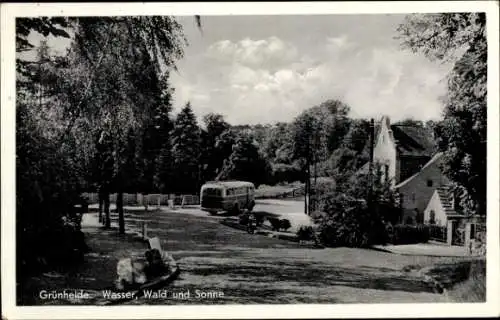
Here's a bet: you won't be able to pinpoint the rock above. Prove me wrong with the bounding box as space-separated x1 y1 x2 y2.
116 257 148 289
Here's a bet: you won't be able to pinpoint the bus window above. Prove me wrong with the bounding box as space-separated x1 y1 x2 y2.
202 188 222 197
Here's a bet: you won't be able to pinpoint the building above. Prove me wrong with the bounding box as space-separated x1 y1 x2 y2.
423 185 464 226
393 153 452 224
372 116 450 224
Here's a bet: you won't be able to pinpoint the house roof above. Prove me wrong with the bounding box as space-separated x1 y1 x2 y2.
390 124 436 157
394 152 443 189
434 186 462 217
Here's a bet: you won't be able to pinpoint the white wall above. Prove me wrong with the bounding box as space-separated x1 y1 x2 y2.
397 155 449 217
424 190 448 226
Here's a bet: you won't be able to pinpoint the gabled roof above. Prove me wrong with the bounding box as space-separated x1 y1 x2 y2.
434 186 463 217
394 152 443 189
390 124 436 157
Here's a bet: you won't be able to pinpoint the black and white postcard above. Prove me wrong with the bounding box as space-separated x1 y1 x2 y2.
1 1 499 319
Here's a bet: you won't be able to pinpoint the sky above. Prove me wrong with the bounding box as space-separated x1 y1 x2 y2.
169 15 452 125
23 14 453 126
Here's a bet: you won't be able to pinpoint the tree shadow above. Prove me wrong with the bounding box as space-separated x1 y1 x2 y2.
186 260 438 295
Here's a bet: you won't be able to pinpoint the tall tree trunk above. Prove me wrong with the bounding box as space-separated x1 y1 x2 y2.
104 191 111 229
117 191 125 234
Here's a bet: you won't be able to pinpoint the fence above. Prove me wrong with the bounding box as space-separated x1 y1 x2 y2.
82 192 200 207
428 225 447 243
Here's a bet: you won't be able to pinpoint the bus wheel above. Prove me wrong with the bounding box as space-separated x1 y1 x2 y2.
231 203 240 216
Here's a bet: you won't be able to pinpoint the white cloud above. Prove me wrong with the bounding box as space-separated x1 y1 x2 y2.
172 32 450 125
206 36 299 70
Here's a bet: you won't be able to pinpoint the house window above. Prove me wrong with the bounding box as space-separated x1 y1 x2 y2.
427 179 433 187
411 193 416 202
384 164 389 183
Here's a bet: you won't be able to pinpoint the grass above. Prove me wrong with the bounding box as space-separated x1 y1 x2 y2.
18 207 480 305
446 259 486 302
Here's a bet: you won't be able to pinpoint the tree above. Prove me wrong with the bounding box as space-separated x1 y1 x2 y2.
17 17 186 238
68 17 185 233
342 119 370 154
145 73 176 194
397 13 486 216
314 100 351 153
201 113 231 181
16 17 70 81
318 167 398 247
16 19 89 273
262 122 294 164
171 103 202 193
217 133 272 187
292 112 318 214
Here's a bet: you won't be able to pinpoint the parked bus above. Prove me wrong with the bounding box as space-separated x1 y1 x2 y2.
200 181 255 215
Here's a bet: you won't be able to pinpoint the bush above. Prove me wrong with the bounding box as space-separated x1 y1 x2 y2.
297 225 315 241
280 219 291 231
268 217 281 231
316 193 390 247
387 224 430 245
267 217 292 232
238 213 249 225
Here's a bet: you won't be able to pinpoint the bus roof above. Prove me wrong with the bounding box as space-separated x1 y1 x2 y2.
201 180 255 189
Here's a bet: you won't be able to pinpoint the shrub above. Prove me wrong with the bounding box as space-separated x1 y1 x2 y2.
280 219 291 231
268 217 281 231
316 193 390 247
297 225 315 241
238 213 249 225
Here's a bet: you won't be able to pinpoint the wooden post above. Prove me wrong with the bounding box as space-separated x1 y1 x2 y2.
465 222 472 254
447 220 454 246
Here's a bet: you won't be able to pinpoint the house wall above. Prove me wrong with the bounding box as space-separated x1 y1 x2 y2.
373 117 399 185
423 190 448 226
397 156 449 223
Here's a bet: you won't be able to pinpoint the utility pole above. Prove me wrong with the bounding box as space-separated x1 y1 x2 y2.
368 118 375 213
313 130 319 213
304 137 310 215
